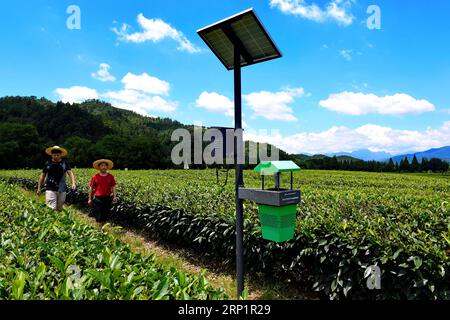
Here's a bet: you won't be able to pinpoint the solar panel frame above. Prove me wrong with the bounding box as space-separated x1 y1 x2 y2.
197 8 282 70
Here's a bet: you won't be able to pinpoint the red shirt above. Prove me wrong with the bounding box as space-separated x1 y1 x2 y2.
90 173 116 197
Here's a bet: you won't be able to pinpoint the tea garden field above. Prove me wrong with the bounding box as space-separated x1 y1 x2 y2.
0 169 449 300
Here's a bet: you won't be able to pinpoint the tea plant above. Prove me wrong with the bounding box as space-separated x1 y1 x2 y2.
0 181 227 300
1 169 448 299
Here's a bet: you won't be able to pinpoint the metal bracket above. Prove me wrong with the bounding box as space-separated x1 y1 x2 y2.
238 187 301 206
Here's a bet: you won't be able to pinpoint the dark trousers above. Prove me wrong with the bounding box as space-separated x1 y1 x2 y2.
92 196 112 222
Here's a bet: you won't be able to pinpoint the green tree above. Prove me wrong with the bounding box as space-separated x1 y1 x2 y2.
0 123 40 168
442 161 449 173
399 157 410 172
421 158 430 172
386 158 395 172
411 155 420 172
92 135 130 168
64 136 93 168
330 156 339 170
126 134 169 169
429 158 445 172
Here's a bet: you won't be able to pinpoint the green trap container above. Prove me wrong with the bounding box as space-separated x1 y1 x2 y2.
239 161 301 243
258 204 297 242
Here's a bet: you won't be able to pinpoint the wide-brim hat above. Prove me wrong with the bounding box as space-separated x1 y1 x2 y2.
45 146 68 157
93 159 114 170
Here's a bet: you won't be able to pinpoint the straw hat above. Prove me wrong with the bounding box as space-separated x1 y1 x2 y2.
93 159 114 170
45 146 68 157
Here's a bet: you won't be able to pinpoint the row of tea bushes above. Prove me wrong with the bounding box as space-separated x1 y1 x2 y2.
1 170 449 300
0 181 227 300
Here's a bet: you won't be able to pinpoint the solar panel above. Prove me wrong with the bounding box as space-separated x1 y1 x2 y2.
197 8 282 70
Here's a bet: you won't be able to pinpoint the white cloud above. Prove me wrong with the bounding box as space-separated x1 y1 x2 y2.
57 70 177 116
326 0 354 25
320 92 436 115
103 89 177 115
91 63 116 82
244 121 450 155
113 14 200 53
103 72 176 115
243 88 305 122
270 0 354 26
195 91 234 117
340 49 352 61
55 86 99 103
122 72 170 96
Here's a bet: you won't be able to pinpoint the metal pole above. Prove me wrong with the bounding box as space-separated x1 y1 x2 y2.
234 45 245 298
275 172 280 190
291 171 293 190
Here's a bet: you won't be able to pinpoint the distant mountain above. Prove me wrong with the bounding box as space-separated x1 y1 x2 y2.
336 155 361 163
328 147 450 163
328 149 393 162
391 146 450 163
295 154 360 163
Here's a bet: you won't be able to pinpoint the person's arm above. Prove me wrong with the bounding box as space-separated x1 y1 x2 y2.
112 185 117 203
67 170 76 191
111 176 117 203
88 186 95 207
38 163 49 195
37 173 46 195
88 176 96 206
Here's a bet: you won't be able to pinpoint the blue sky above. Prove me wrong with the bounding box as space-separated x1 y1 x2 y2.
1 0 449 155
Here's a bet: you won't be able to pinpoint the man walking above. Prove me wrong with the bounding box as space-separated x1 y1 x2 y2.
37 146 76 211
88 159 117 222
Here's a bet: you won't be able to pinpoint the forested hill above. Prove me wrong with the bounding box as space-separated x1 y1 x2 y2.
0 96 110 144
0 96 188 169
79 99 186 135
0 96 290 170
